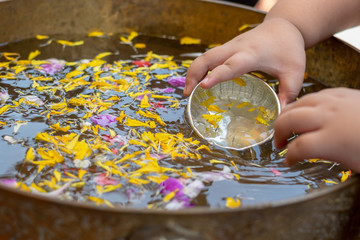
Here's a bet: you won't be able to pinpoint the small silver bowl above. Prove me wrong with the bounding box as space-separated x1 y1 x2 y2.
186 74 281 151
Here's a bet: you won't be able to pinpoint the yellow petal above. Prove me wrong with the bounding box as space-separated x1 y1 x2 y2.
225 197 241 208
236 102 250 108
196 145 211 152
74 140 92 160
129 139 148 148
88 196 114 207
128 31 139 41
3 52 20 61
254 113 269 126
180 37 201 45
65 172 78 179
163 189 178 202
50 122 70 132
238 24 250 32
28 50 41 60
181 60 193 68
147 174 169 184
25 147 36 162
125 118 155 128
201 96 216 107
207 104 225 113
231 161 239 170
323 179 338 184
57 40 84 47
30 183 47 193
95 52 112 59
109 128 117 138
0 105 12 115
102 184 122 193
78 169 87 181
340 170 351 183
36 34 50 40
71 182 86 188
209 159 226 164
35 132 57 144
54 169 62 182
208 43 221 48
202 114 223 128
14 66 27 74
128 178 149 185
88 31 105 37
233 78 246 86
139 94 151 108
134 43 146 49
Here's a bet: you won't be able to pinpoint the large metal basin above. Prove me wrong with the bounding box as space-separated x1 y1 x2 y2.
0 0 359 239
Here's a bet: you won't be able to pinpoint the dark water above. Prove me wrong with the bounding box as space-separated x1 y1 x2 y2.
0 33 348 209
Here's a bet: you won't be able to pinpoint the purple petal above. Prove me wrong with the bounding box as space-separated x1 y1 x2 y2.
0 178 17 188
135 94 145 101
154 87 176 93
126 187 143 202
126 187 136 199
150 153 167 160
159 177 183 194
167 77 186 87
159 178 197 209
90 114 117 127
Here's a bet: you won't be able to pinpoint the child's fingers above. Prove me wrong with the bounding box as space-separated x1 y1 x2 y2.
284 131 328 166
184 46 235 96
276 66 306 107
273 107 323 149
279 91 324 114
184 60 209 96
277 77 303 107
199 51 257 89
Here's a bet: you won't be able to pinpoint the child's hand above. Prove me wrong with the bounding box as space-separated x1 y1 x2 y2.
274 88 360 172
184 18 306 106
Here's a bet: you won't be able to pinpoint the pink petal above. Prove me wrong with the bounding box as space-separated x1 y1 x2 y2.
94 173 120 186
41 59 64 75
269 167 282 177
101 134 125 144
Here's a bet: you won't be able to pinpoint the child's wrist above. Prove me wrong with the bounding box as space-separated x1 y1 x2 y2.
262 18 306 49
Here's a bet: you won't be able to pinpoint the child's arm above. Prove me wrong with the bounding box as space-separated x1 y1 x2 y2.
266 0 360 49
184 0 360 106
254 0 278 12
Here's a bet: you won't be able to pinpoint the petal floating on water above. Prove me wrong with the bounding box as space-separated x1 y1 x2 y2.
167 76 186 87
90 114 117 127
